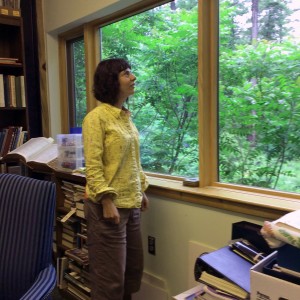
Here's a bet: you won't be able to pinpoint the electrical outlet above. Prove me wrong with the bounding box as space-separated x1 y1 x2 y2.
148 236 156 255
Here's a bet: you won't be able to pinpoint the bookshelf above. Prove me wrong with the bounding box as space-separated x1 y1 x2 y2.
0 2 43 170
0 13 27 170
0 13 26 126
54 170 91 300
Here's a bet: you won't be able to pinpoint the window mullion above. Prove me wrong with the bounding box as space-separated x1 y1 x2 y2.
199 0 219 187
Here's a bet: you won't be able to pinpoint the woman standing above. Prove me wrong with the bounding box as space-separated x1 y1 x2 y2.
82 58 149 300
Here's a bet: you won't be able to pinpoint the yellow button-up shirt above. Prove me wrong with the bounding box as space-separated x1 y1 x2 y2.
82 103 149 208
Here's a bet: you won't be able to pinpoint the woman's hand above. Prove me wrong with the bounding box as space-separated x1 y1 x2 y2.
141 192 149 211
101 196 120 224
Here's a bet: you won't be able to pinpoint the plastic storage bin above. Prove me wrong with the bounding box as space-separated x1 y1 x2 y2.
56 134 84 171
57 134 83 147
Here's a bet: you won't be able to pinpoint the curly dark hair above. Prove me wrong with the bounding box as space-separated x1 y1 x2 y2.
93 58 131 105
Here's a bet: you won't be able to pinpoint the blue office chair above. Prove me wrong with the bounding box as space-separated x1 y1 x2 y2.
0 173 56 300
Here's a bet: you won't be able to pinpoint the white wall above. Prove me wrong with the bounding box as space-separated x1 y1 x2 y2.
140 194 265 297
43 0 142 137
43 0 269 298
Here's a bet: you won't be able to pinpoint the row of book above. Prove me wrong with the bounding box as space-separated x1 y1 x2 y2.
0 6 19 16
61 179 86 219
0 126 27 158
0 0 20 9
0 74 26 108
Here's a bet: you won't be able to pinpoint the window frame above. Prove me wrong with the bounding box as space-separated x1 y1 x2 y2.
66 36 82 128
58 0 300 220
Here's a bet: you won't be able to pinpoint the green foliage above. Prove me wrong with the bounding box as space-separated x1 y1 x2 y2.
73 39 87 127
102 3 199 177
219 39 300 191
74 0 300 192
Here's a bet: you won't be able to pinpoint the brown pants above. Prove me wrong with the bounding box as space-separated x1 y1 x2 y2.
84 200 143 300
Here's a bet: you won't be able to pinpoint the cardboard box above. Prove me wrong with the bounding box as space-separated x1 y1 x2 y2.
251 251 300 300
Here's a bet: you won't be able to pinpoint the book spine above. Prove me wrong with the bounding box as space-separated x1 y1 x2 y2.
0 4 20 17
0 74 4 107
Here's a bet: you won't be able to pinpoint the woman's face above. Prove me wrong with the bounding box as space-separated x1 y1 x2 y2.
118 68 136 101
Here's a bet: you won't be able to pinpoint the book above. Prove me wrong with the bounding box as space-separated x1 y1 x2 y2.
199 272 248 299
15 75 22 107
229 239 266 264
62 238 78 249
0 57 20 65
20 75 26 107
273 209 300 234
194 246 252 299
65 248 89 266
0 74 4 107
3 75 9 107
201 285 237 300
68 262 90 287
0 126 16 157
56 256 69 289
67 284 90 300
8 75 16 107
64 271 91 295
3 136 57 172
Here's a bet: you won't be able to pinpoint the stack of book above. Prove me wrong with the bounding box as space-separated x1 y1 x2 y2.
61 180 77 210
57 214 80 249
194 246 253 299
64 269 91 300
56 206 90 299
64 247 90 299
61 180 86 218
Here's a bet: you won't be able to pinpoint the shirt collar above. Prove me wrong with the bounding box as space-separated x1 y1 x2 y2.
101 103 131 118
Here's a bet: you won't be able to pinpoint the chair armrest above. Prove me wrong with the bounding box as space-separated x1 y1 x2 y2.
20 264 56 300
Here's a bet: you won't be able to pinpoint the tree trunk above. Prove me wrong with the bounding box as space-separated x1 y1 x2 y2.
251 0 259 43
170 1 176 11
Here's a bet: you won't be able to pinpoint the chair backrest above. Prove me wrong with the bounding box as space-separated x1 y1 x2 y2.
0 173 56 300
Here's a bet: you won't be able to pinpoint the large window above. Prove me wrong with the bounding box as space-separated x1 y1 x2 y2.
61 0 300 203
218 0 300 193
101 1 199 178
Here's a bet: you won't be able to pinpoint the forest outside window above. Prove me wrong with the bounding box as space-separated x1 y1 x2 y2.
100 0 199 178
218 0 300 193
66 36 87 128
64 0 300 204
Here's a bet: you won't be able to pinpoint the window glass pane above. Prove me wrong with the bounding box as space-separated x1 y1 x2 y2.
100 0 199 178
218 0 300 192
71 38 87 127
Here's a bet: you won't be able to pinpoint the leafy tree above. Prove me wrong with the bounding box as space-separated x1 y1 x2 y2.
73 0 300 192
102 4 199 176
259 0 292 42
73 39 87 127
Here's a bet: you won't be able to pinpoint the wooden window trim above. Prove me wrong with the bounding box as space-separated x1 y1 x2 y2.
147 176 300 220
58 0 300 219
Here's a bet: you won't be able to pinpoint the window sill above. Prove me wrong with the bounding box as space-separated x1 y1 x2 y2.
147 177 300 220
